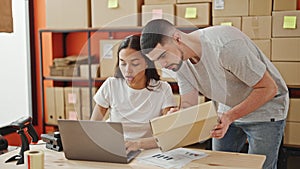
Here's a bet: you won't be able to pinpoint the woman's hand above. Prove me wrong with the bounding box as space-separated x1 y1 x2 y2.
125 140 141 154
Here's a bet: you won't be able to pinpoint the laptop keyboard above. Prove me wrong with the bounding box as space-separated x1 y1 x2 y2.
127 150 141 161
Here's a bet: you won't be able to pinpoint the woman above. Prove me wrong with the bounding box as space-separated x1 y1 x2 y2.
91 35 176 153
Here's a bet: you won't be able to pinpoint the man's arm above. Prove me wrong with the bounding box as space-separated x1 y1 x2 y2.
211 70 278 138
180 88 199 109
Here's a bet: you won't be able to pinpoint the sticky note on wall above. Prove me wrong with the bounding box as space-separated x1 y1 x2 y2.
185 7 197 19
283 16 297 29
108 0 118 9
221 22 232 26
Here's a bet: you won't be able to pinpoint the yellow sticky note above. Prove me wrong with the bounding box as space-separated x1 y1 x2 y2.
185 7 197 19
108 0 118 9
283 16 297 29
220 22 232 26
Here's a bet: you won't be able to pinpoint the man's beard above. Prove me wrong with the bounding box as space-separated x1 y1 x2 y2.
171 50 184 72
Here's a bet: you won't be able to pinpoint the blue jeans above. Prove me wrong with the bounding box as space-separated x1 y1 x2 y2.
212 120 286 169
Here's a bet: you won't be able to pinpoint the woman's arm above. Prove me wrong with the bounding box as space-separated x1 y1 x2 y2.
125 137 158 153
90 105 108 121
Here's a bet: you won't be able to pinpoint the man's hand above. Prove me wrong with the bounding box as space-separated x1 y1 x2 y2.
210 112 232 139
125 140 141 154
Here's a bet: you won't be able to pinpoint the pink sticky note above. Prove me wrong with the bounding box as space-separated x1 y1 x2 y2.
152 9 163 20
68 111 78 120
68 93 77 104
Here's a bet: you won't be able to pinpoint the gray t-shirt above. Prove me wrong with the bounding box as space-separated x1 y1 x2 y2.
177 26 289 122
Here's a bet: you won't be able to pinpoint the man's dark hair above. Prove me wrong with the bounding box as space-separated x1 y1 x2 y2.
141 19 175 55
114 34 161 91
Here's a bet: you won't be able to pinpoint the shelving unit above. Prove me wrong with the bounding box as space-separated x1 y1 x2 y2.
38 27 198 133
39 27 300 135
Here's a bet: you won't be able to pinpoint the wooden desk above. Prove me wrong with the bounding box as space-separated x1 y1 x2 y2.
0 144 265 169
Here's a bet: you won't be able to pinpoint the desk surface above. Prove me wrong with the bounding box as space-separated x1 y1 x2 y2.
0 144 265 169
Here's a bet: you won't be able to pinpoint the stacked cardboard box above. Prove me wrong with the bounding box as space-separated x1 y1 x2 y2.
212 0 248 30
284 99 300 146
91 0 143 27
99 39 122 78
142 0 211 27
212 0 272 59
271 10 300 86
45 0 91 29
270 0 300 147
50 55 98 77
176 2 211 27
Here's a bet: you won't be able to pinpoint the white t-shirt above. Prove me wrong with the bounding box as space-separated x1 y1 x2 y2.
93 77 176 139
177 26 289 122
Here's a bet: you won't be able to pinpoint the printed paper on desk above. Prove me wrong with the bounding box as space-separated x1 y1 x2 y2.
150 101 218 152
138 148 207 169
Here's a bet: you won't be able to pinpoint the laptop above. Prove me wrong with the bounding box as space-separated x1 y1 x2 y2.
57 120 141 163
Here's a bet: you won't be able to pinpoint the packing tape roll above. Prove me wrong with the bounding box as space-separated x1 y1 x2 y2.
24 150 44 169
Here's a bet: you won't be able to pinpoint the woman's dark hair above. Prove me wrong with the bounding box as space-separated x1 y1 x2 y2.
114 34 160 90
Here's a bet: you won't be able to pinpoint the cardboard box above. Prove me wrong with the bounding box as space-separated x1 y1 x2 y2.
286 99 300 122
177 0 212 3
249 0 272 16
242 16 272 39
91 0 143 27
142 4 175 26
212 0 248 17
80 64 99 78
99 39 122 77
271 38 300 61
253 39 271 60
0 0 13 33
45 0 90 29
150 101 218 151
173 94 205 106
63 65 80 77
273 0 298 11
176 3 211 27
272 62 300 86
145 0 176 4
284 122 300 146
272 11 300 38
213 17 242 30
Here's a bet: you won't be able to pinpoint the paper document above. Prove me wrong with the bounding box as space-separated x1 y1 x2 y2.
138 148 207 169
150 101 218 152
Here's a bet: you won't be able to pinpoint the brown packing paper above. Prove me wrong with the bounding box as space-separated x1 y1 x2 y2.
0 0 13 33
150 101 218 152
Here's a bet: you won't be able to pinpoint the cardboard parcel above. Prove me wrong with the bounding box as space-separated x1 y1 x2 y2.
150 101 218 152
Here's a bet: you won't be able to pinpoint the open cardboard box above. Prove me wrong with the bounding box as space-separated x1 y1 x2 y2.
150 101 218 152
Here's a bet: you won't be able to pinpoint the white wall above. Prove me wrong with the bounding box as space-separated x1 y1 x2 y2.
0 0 31 126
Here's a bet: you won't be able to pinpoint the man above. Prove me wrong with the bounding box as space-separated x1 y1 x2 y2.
140 19 289 169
